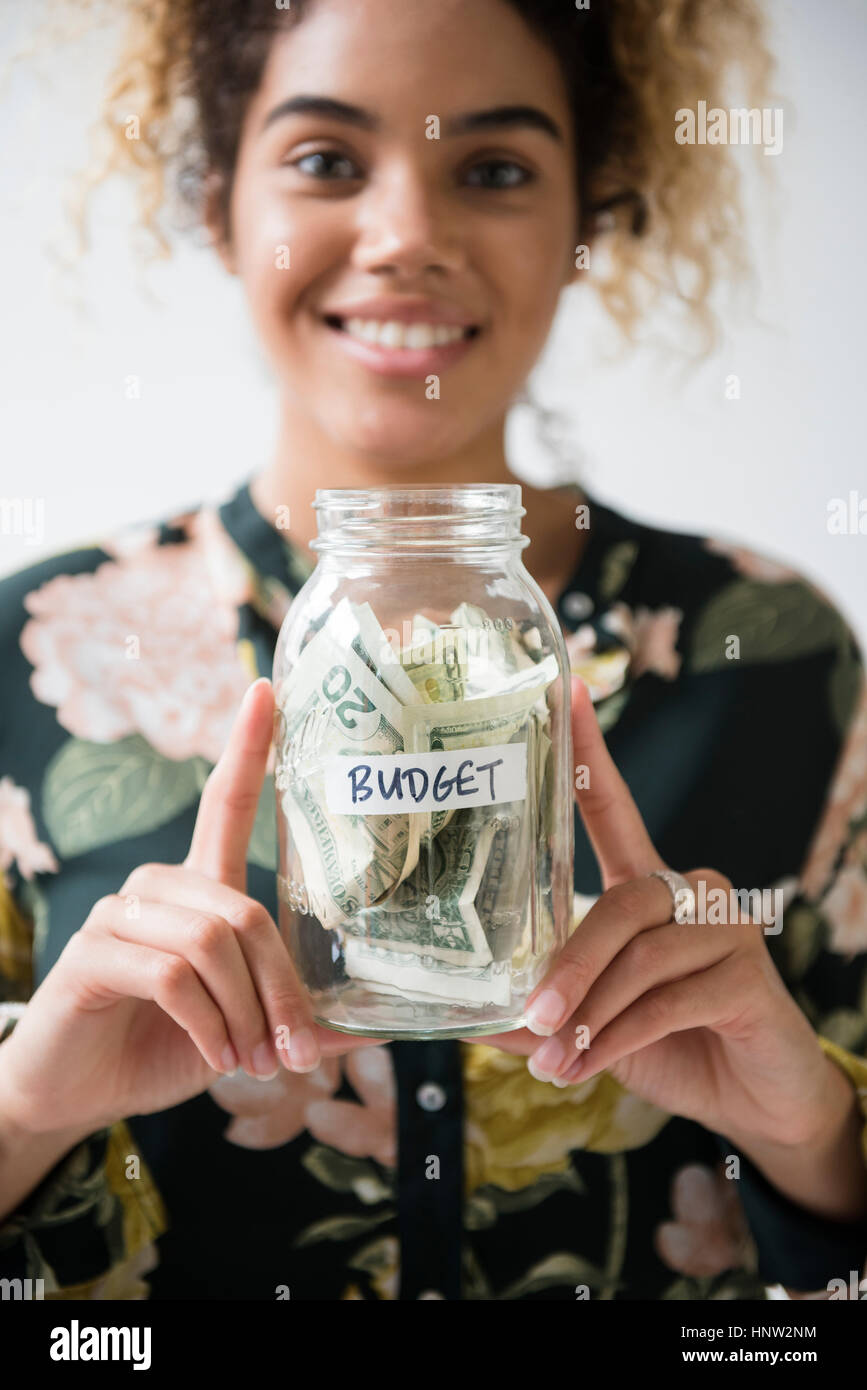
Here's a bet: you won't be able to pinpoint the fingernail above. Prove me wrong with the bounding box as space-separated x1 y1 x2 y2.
243 676 270 711
527 1036 568 1080
289 1026 321 1072
252 1040 279 1078
220 1043 239 1073
524 989 567 1036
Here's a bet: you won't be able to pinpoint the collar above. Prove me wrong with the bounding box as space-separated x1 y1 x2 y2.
214 474 643 706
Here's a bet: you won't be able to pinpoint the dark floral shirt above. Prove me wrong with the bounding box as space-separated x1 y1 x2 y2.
1 475 866 1300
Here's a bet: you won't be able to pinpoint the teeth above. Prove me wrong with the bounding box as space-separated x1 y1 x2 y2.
341 318 469 349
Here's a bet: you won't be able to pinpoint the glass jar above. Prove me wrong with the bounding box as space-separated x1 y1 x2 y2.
272 484 573 1039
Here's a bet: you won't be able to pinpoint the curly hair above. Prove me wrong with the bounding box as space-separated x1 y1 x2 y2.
35 0 776 351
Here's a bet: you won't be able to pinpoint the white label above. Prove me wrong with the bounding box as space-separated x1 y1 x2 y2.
323 741 527 814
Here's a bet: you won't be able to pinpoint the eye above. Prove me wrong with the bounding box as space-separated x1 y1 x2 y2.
464 159 534 190
289 149 361 181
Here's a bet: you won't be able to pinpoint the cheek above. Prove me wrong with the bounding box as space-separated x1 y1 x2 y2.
237 234 335 356
231 177 332 321
498 221 572 329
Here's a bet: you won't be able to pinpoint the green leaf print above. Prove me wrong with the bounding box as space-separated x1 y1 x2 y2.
292 1210 394 1247
301 1144 393 1205
347 1235 398 1278
496 1251 612 1299
42 735 202 858
774 902 824 981
465 1168 586 1230
814 1007 867 1053
595 685 631 735
689 579 847 673
598 541 639 604
16 874 49 967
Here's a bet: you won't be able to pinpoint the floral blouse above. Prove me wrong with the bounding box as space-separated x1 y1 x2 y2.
1 475 866 1301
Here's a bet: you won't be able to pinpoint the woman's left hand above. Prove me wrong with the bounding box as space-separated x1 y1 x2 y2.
463 675 838 1150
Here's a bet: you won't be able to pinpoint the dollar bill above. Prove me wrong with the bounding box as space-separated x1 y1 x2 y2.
277 605 423 927
276 593 560 1002
343 940 512 1005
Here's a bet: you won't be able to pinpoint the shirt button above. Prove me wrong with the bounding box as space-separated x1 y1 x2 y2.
561 591 594 622
416 1081 447 1112
417 1289 446 1299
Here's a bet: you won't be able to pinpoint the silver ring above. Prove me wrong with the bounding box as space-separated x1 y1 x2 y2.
649 869 696 923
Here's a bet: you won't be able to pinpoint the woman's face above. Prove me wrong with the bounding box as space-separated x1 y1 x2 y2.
220 0 580 467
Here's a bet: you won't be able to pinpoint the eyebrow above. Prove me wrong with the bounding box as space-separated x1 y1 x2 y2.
260 95 563 143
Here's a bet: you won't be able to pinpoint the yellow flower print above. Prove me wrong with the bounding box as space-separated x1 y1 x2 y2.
460 1042 671 1196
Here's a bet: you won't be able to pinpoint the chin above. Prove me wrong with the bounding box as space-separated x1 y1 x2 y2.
328 407 477 472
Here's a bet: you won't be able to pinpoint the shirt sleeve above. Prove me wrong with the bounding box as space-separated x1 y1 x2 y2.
0 551 170 1298
713 629 867 1295
0 869 169 1298
712 1037 867 1294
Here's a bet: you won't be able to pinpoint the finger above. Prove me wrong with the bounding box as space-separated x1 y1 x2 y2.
64 929 238 1075
571 674 665 890
523 873 676 1036
185 676 275 892
555 952 749 1085
313 1029 392 1057
87 894 278 1079
526 918 739 1080
119 863 321 1073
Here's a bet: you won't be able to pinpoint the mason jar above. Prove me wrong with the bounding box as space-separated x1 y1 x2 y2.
272 484 574 1039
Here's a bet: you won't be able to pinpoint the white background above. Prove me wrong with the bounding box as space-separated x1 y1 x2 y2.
1 0 865 648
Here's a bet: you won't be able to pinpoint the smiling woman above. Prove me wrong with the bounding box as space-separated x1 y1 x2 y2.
2 0 867 1314
66 0 770 344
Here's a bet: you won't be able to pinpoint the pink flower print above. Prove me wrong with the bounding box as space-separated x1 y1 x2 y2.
594 601 683 682
800 678 867 903
819 830 867 956
208 1057 342 1149
19 519 252 762
208 1046 398 1167
703 538 802 585
305 1046 398 1168
630 605 684 681
183 505 257 613
655 1162 753 1278
0 776 59 879
563 623 597 667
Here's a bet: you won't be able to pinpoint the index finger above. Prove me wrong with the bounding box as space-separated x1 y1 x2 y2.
185 676 275 891
571 674 664 889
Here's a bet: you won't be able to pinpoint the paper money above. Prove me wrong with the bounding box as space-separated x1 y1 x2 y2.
275 594 560 1005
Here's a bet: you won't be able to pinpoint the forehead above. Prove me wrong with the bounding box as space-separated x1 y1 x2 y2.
248 0 571 126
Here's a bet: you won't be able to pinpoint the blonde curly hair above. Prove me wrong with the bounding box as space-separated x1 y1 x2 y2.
34 0 777 351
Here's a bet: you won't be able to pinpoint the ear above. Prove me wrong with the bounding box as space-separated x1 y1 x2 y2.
202 170 236 276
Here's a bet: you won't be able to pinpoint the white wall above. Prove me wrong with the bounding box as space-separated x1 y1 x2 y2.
1 0 865 647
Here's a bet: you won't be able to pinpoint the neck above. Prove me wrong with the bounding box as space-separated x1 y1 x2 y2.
248 396 588 607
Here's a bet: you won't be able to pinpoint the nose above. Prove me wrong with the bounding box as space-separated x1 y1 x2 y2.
350 162 466 277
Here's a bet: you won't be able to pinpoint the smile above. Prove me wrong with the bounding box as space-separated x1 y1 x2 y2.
325 316 478 349
321 314 482 378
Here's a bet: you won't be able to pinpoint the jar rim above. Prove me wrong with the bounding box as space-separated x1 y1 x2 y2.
313 483 525 516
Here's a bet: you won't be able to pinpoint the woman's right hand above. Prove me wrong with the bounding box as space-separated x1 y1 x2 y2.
0 677 384 1137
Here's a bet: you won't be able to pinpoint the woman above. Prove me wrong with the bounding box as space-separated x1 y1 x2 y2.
1 0 866 1301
